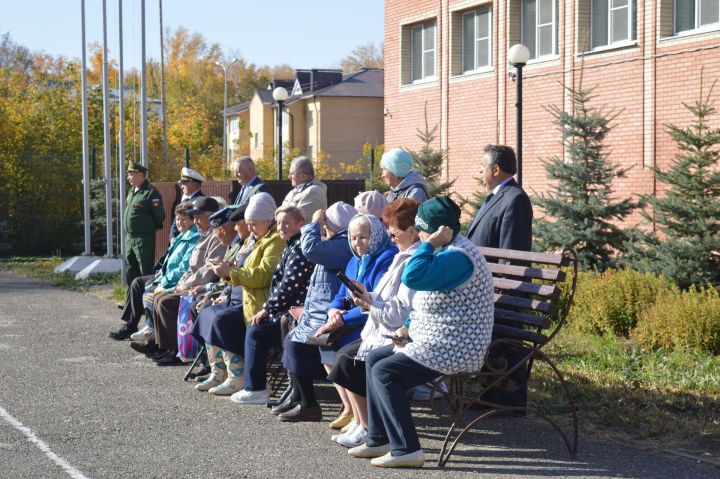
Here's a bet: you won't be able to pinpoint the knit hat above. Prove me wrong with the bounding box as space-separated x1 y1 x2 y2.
325 201 357 234
414 196 462 236
380 148 413 178
354 190 388 218
245 192 277 221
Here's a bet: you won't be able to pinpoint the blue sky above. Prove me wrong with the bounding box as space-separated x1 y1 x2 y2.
2 0 385 69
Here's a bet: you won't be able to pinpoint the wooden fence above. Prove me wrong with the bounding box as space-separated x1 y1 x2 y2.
152 179 365 262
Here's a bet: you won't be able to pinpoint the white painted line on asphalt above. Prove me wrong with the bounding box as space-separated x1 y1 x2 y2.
0 406 90 479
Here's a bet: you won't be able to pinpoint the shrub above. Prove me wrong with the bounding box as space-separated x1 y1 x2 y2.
567 269 675 337
634 286 720 355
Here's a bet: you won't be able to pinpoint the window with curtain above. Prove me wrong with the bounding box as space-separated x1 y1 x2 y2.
591 0 637 49
462 7 493 73
521 0 557 59
411 21 437 82
675 0 720 33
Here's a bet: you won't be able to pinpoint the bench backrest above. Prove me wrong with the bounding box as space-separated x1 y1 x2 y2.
480 246 578 347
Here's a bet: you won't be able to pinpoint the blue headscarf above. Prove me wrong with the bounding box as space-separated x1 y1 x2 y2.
348 214 390 281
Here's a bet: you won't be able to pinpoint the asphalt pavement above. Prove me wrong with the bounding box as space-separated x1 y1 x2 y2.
0 271 718 479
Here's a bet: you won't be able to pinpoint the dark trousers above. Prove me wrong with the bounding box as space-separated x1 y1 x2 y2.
125 235 156 286
153 291 182 350
365 345 441 456
244 322 282 391
120 275 154 328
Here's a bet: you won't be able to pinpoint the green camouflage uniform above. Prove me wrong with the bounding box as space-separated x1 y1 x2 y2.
124 179 165 286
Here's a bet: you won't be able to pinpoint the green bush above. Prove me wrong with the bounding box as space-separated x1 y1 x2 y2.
634 286 720 355
567 269 675 337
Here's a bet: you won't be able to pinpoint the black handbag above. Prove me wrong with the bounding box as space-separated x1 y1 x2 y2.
307 324 359 348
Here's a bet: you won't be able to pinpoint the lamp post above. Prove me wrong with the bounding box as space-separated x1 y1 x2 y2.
216 58 238 167
508 44 531 188
272 86 289 180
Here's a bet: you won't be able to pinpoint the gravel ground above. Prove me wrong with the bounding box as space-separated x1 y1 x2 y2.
0 271 718 479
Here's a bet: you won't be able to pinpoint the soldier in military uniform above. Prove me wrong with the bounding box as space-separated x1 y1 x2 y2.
124 162 165 287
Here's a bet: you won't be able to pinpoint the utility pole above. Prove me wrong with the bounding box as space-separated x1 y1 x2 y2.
140 0 148 168
159 0 168 165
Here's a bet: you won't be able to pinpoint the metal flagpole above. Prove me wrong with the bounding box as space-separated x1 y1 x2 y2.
101 0 114 257
80 0 91 255
159 0 168 165
118 0 127 285
140 0 148 168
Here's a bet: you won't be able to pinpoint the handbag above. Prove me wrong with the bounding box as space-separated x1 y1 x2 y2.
280 306 304 342
306 324 360 348
177 294 199 362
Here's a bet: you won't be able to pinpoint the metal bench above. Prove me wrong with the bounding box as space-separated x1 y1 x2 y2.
432 246 579 467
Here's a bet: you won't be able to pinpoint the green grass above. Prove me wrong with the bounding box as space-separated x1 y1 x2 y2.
533 325 720 458
0 256 125 296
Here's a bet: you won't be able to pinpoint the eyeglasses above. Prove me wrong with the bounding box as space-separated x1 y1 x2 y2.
387 228 404 239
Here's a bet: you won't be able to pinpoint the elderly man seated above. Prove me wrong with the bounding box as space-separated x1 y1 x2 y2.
282 156 327 223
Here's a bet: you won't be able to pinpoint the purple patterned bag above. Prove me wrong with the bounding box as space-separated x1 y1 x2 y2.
177 294 198 362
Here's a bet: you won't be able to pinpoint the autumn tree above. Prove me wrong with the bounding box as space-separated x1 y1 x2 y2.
339 42 383 73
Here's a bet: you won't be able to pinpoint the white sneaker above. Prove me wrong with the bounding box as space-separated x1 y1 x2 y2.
332 420 358 443
336 424 367 448
130 325 152 342
348 443 391 458
230 388 269 404
370 450 425 468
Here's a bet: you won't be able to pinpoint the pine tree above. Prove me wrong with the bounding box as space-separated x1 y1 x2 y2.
408 102 455 197
633 75 720 289
534 82 638 271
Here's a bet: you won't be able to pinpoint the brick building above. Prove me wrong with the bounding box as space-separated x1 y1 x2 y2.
384 0 720 222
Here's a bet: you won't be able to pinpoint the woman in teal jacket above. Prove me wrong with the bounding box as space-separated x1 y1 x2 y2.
133 204 201 340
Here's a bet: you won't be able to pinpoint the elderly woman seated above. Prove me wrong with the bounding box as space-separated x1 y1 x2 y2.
327 198 421 447
354 190 388 218
225 204 314 405
272 202 357 422
110 202 199 341
188 204 255 395
347 196 494 468
145 197 228 365
312 214 397 434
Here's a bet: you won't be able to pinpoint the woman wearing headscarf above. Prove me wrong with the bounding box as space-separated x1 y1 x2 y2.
348 196 494 468
272 201 357 422
314 214 397 443
228 205 314 406
327 198 421 447
210 193 286 397
380 148 429 202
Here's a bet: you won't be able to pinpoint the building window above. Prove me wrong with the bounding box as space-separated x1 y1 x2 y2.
675 0 720 33
308 145 315 160
253 133 259 149
591 0 637 49
411 21 437 82
462 8 493 73
521 0 557 59
229 118 239 136
307 109 314 128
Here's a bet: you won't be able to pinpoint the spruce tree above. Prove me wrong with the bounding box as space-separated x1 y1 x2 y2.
534 82 638 271
634 77 720 289
408 103 455 197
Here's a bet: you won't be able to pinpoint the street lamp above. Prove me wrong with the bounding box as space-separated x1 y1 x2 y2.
216 57 238 167
508 44 530 187
272 86 289 180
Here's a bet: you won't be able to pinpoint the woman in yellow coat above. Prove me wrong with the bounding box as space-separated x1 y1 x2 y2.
205 192 285 395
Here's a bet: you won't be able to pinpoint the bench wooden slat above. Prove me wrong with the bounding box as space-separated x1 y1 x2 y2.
492 278 560 298
486 262 567 282
493 293 557 314
494 307 551 329
493 323 548 345
480 246 567 266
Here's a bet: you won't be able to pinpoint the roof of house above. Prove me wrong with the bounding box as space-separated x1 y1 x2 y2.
221 100 250 117
286 68 383 104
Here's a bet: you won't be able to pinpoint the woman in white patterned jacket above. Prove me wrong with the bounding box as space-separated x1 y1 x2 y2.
347 196 494 469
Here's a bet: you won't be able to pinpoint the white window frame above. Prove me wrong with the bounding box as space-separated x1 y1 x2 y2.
521 0 558 60
591 0 635 49
461 8 493 74
229 117 239 136
674 0 720 34
410 21 437 83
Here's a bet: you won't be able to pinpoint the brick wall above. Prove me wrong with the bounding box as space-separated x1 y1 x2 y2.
385 0 720 225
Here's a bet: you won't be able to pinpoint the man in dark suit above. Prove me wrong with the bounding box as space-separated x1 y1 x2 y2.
466 144 533 412
232 156 270 208
466 144 532 250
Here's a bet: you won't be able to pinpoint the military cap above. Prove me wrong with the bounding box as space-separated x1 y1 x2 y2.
177 167 206 183
186 196 220 215
209 207 233 228
228 203 248 222
127 162 148 173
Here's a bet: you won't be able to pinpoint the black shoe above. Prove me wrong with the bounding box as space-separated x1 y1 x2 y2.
129 341 160 355
108 324 137 341
188 365 211 380
278 404 322 422
154 351 183 366
271 399 298 415
267 385 294 408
